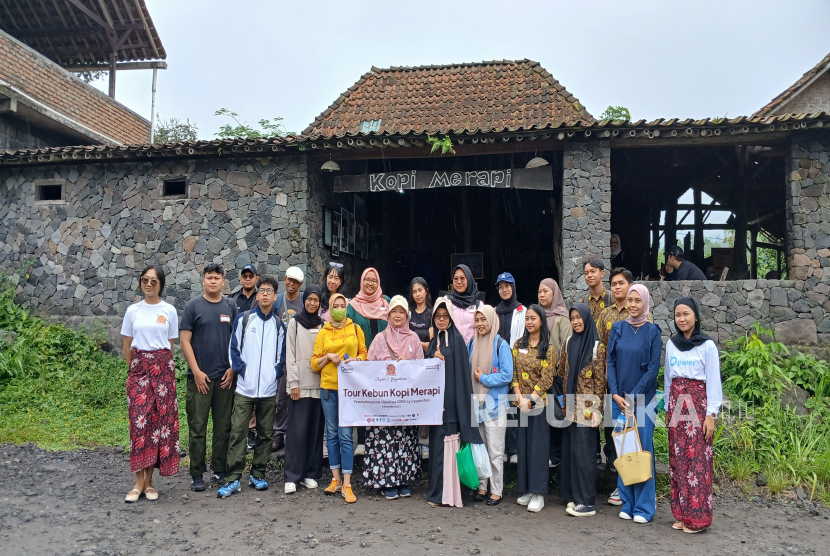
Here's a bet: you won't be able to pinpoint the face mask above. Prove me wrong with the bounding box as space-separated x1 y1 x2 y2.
330 308 347 321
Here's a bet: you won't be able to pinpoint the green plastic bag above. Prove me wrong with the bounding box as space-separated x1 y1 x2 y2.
455 443 479 490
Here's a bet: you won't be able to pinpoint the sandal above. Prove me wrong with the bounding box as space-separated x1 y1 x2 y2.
427 501 439 507
672 522 684 530
143 487 159 501
683 526 706 534
124 489 141 503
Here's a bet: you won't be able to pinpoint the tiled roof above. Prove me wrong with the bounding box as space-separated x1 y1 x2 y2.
754 52 830 118
303 59 594 137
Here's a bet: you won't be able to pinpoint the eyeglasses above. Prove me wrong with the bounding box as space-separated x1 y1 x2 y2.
141 278 159 286
328 262 344 269
364 279 378 285
259 288 276 295
452 277 466 282
434 314 450 320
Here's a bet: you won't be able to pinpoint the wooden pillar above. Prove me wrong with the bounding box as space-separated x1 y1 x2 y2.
490 189 501 283
733 147 749 276
693 186 704 264
750 228 758 279
650 208 660 278
460 189 472 252
108 52 116 98
664 194 677 258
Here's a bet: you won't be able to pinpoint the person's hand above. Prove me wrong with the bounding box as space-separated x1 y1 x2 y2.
434 344 444 361
703 415 715 442
220 368 235 389
613 394 632 415
397 356 405 362
193 369 210 394
473 367 482 381
518 397 532 414
329 353 342 366
290 387 301 401
591 411 602 428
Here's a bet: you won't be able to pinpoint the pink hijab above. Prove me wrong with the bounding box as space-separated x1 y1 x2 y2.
348 268 390 320
379 296 423 360
626 284 651 326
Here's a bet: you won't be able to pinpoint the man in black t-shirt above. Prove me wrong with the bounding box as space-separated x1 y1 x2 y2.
229 264 258 312
665 246 708 281
181 263 238 492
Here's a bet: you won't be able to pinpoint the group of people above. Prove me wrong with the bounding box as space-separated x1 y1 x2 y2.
120 254 722 533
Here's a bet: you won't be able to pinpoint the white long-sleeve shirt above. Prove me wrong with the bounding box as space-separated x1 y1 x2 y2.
664 340 723 416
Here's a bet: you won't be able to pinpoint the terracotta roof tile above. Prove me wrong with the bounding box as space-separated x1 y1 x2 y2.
303 59 594 137
754 51 830 118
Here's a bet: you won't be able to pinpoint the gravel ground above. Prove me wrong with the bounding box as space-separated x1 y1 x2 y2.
1 443 828 556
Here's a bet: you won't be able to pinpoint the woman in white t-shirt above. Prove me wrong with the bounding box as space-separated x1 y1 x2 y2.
120 265 180 503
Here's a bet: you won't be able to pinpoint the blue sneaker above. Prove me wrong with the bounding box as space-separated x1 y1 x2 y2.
217 480 241 499
397 485 412 497
382 487 399 500
249 475 268 491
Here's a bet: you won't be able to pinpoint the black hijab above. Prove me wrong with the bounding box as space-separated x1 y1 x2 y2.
495 280 521 341
670 296 712 352
425 299 483 445
448 264 480 310
566 304 599 396
294 285 323 330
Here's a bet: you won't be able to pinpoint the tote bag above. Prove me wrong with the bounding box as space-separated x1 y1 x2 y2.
455 443 481 490
470 443 492 480
612 414 653 486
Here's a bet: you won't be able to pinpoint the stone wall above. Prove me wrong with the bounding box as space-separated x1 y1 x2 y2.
643 278 829 347
0 154 312 331
561 141 611 299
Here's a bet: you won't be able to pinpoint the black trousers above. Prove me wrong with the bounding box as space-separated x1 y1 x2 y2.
273 373 288 437
561 422 598 506
516 410 550 494
505 409 518 456
283 397 324 484
427 423 467 506
549 426 563 466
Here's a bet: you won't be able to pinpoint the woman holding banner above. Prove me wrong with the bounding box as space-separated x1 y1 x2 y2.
363 295 425 500
425 298 483 508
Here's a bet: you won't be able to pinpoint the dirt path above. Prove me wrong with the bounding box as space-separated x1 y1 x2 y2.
1 443 827 556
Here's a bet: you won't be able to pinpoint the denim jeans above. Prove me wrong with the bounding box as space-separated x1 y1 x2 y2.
320 389 353 474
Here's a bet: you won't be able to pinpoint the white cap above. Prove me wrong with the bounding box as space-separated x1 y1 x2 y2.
388 294 409 315
285 266 304 283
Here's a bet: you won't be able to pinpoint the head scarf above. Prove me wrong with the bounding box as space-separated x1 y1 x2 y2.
381 295 422 358
294 285 323 330
470 304 499 403
495 276 521 340
348 267 390 320
670 296 713 352
327 293 348 329
539 278 568 330
566 304 599 396
425 298 483 446
625 284 651 327
611 234 623 258
449 264 479 309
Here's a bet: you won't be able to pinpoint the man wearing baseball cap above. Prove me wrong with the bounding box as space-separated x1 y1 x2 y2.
271 266 305 451
230 263 260 450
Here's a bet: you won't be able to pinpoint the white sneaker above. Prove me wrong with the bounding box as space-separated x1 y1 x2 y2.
354 444 365 456
527 494 545 513
517 493 533 506
300 478 318 489
566 501 575 509
422 446 429 460
619 511 632 520
549 459 559 468
633 515 649 524
607 488 623 506
285 482 297 494
509 454 518 464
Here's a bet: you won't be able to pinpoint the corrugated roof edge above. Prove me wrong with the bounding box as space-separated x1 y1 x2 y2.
2 112 829 165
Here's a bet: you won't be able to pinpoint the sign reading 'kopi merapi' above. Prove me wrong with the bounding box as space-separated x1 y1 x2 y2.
337 358 445 427
333 164 553 193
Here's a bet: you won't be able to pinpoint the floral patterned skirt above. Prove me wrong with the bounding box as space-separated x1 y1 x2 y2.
362 426 421 488
126 349 180 476
667 377 714 530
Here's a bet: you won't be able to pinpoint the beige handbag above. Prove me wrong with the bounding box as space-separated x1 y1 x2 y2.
613 414 653 486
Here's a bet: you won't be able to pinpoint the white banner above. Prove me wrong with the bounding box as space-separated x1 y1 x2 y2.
337 358 445 427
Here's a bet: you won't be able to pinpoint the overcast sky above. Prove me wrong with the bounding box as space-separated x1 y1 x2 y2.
97 0 830 139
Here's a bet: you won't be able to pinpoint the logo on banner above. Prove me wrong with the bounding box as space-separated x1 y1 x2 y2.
386 364 396 376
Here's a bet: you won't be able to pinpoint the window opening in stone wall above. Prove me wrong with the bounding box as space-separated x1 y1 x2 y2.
36 182 62 202
163 179 186 197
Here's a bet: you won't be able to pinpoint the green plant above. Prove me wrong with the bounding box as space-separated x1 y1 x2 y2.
784 351 830 398
154 116 199 144
762 465 789 495
599 105 631 122
214 108 293 139
721 323 790 404
426 134 455 155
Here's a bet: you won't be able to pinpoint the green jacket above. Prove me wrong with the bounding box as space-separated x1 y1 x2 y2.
346 295 389 348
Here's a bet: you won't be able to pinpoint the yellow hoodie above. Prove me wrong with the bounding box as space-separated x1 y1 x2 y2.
311 318 368 390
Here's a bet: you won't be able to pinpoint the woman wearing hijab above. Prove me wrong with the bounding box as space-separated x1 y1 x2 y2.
319 262 346 322
311 293 368 504
611 234 626 269
408 277 434 351
284 285 325 494
494 272 526 348
556 304 607 517
665 297 722 534
537 278 572 352
347 267 390 348
467 304 513 506
607 284 662 523
425 298 484 508
447 264 482 343
364 295 425 500
512 304 556 513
